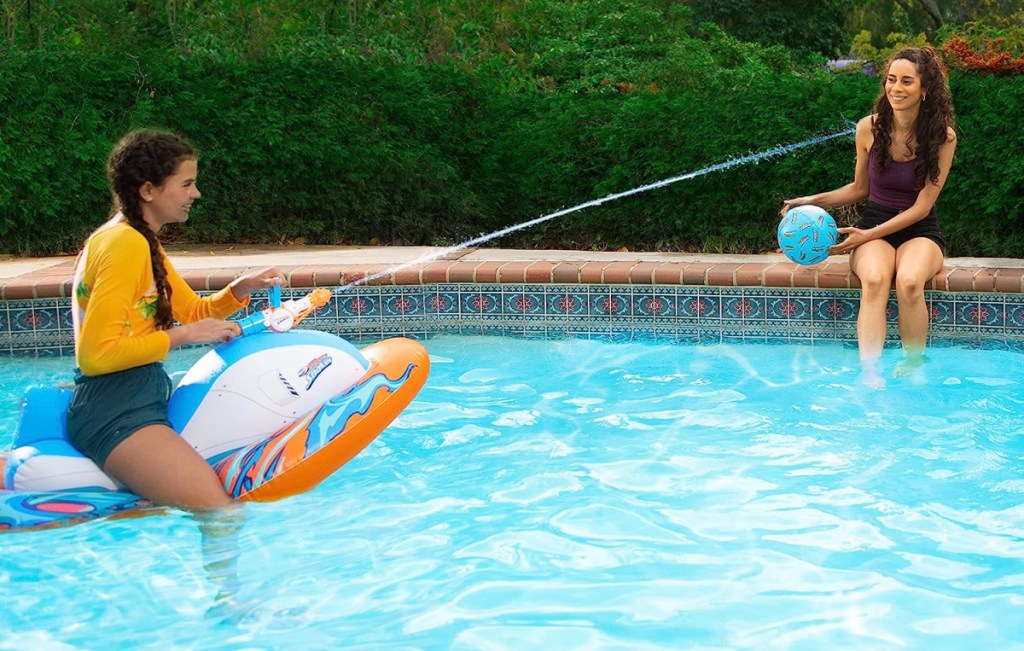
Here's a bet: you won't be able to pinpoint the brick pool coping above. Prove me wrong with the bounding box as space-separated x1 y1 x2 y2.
2 247 1023 300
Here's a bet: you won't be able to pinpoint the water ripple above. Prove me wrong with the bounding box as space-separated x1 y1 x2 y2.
4 338 1024 649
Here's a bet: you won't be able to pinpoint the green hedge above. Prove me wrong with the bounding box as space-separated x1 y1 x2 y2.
1 46 1021 257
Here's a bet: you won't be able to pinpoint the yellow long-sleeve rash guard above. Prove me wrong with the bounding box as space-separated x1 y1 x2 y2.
72 220 249 376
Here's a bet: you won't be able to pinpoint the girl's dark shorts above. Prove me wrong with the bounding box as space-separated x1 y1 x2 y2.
66 362 173 468
857 200 946 253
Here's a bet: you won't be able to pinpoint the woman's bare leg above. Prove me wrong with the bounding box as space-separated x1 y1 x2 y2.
893 237 944 374
850 240 897 387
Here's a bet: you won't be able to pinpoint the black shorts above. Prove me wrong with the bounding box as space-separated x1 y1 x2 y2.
858 201 946 252
66 362 173 468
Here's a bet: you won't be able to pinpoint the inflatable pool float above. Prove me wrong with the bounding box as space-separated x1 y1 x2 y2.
0 289 430 532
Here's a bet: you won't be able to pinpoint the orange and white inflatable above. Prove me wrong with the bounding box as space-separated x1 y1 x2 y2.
1 290 429 530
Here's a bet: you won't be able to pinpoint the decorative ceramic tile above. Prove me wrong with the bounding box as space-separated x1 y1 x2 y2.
927 299 954 326
596 330 633 344
546 291 588 318
591 292 630 317
422 290 460 315
724 294 764 321
696 331 722 345
460 291 502 315
380 291 423 318
649 322 686 337
978 300 1005 329
311 294 340 320
972 337 1013 350
952 300 983 328
695 290 723 320
503 290 546 316
9 306 56 333
767 295 808 321
1007 299 1024 329
626 288 667 319
380 324 415 336
817 297 857 322
337 293 380 318
680 294 719 321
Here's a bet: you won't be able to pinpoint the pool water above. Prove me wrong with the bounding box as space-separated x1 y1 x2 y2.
2 335 1023 650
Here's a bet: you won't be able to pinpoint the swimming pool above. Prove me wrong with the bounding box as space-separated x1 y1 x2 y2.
2 335 1023 650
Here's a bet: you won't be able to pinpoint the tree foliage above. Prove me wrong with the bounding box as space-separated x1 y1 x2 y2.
847 0 1024 46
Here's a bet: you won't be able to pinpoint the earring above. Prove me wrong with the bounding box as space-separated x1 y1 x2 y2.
922 94 927 102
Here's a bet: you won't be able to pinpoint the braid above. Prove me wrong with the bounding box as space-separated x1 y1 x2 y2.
106 130 197 330
871 47 955 189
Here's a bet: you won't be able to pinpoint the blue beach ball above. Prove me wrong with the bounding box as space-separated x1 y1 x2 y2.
777 205 839 265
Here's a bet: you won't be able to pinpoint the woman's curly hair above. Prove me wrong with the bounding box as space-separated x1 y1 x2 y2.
106 129 197 330
871 46 955 191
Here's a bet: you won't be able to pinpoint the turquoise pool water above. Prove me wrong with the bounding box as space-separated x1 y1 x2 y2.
1 336 1023 650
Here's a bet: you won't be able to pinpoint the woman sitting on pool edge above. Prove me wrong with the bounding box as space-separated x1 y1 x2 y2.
782 46 956 388
67 128 285 607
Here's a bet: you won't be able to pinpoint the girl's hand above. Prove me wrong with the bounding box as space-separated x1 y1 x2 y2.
169 318 240 349
229 267 287 301
831 226 873 254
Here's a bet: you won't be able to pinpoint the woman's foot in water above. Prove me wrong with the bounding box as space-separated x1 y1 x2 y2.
859 358 886 390
893 353 926 378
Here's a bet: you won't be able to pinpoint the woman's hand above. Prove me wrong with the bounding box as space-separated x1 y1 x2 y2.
229 267 287 302
780 197 814 217
830 226 874 254
168 318 241 349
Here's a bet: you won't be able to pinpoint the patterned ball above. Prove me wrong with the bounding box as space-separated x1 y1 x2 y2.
777 205 838 265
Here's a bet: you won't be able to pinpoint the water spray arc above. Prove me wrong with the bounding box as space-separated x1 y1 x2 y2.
345 126 857 289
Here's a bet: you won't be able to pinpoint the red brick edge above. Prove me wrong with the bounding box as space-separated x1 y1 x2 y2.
3 260 1023 300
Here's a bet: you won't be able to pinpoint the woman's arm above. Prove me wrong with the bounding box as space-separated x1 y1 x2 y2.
781 115 873 214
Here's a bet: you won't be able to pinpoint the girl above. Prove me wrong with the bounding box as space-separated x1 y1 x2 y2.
68 128 284 608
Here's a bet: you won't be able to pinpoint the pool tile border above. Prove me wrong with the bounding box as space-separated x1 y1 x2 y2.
1 285 1022 355
2 255 1023 354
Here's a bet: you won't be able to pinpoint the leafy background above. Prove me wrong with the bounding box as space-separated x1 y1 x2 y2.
1 0 1021 256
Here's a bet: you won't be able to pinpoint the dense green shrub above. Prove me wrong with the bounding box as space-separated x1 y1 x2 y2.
1 2 1021 257
941 73 1024 256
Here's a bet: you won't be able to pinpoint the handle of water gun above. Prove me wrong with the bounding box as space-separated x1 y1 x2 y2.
234 288 332 336
268 284 281 309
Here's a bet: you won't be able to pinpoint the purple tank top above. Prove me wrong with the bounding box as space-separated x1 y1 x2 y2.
868 145 919 211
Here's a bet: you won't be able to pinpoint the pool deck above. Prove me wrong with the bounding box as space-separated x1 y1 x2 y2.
1 245 1024 299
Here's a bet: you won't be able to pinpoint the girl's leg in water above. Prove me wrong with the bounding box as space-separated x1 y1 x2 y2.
103 424 244 607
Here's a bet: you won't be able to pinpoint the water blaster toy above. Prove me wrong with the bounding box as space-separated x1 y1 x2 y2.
235 286 331 335
0 288 430 531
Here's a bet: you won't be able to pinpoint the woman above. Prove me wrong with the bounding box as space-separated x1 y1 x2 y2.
68 129 285 607
782 47 956 387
